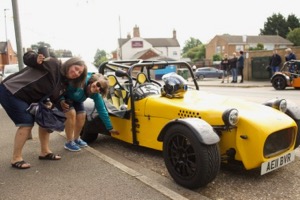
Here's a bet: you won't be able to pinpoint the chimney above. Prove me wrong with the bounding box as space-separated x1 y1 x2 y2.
133 25 140 37
173 29 176 39
242 35 247 43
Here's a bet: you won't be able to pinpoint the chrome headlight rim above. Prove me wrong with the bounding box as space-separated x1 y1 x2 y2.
222 108 239 127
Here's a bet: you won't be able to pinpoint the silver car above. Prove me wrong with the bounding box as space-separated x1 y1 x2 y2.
194 67 224 80
0 64 19 83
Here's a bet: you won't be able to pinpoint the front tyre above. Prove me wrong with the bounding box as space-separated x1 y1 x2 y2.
163 124 220 189
272 76 286 90
80 118 101 143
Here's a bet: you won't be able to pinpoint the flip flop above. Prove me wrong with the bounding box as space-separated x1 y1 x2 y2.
11 160 31 169
39 153 61 160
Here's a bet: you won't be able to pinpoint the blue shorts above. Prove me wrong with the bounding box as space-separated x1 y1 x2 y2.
0 84 34 127
56 100 86 114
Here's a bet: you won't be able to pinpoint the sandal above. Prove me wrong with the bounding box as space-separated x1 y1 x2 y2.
39 153 61 160
11 160 31 169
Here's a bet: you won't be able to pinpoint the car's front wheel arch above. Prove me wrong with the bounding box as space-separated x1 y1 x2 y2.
161 122 221 189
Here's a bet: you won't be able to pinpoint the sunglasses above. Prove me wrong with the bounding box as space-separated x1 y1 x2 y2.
96 82 104 92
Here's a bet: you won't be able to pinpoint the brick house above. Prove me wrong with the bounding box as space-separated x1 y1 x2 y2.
0 40 18 71
112 25 181 61
205 35 297 80
206 34 293 60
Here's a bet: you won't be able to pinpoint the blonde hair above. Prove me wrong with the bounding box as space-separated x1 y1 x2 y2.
88 73 109 97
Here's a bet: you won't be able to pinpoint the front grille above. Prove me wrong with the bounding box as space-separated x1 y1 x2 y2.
264 128 294 158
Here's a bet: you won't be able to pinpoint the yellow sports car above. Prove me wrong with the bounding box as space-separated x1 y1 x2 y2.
81 60 300 189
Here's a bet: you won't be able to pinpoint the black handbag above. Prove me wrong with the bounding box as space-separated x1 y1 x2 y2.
34 101 66 133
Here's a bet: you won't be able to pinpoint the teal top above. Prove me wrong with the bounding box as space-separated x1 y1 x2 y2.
63 76 113 130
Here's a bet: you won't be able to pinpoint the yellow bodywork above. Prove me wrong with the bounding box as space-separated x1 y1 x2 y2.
108 89 297 170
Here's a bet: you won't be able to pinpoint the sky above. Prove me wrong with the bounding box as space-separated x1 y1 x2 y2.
1 0 299 62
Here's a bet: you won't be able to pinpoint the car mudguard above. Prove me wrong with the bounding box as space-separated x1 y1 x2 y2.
157 118 220 145
271 74 291 86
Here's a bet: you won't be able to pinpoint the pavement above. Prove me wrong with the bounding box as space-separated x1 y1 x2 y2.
0 79 270 200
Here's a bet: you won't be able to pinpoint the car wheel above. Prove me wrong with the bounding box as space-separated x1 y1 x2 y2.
199 75 204 80
80 117 100 143
272 75 286 90
163 124 220 189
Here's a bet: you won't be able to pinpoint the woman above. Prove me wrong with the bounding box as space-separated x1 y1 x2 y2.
221 54 230 83
0 50 87 169
59 73 119 152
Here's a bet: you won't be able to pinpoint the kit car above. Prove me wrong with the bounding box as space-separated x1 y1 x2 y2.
81 60 300 189
271 60 300 90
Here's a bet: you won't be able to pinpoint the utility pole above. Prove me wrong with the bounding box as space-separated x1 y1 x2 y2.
11 0 24 70
4 8 9 42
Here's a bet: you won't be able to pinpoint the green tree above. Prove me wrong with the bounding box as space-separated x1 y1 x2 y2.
31 41 51 52
287 28 300 46
93 49 108 67
286 14 300 32
260 13 288 38
212 54 222 61
183 45 205 62
182 37 202 55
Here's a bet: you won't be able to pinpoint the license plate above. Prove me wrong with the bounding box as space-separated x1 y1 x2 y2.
261 151 295 175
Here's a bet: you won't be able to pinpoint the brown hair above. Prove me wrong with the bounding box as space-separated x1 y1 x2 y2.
60 57 87 87
88 73 109 97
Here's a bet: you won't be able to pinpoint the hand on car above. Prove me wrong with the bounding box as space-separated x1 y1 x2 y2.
109 129 119 135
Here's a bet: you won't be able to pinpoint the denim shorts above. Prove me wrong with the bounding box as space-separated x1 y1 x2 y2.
56 100 86 114
0 84 34 127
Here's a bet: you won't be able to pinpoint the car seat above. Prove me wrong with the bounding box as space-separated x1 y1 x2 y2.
107 75 128 109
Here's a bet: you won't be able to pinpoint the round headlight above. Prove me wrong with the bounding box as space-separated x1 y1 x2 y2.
279 99 287 112
222 108 239 126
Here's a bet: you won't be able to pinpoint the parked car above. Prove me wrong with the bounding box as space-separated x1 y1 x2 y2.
80 60 300 189
271 60 300 90
194 66 223 80
0 64 19 83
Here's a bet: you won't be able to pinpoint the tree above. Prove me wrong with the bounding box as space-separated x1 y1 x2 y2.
286 14 300 32
249 43 264 51
182 37 202 55
287 28 300 46
183 45 206 62
30 41 51 52
93 49 108 67
260 13 288 38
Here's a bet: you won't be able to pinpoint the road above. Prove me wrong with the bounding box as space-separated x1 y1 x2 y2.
89 86 300 200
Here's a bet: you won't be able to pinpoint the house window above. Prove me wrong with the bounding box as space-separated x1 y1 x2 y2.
216 46 221 54
131 41 143 48
173 51 177 56
235 45 244 52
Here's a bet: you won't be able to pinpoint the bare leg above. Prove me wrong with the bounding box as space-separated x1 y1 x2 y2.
64 109 76 142
39 126 61 159
11 126 33 167
74 113 86 140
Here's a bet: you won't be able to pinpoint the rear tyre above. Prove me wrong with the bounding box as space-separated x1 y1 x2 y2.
199 75 205 80
272 76 286 90
163 124 220 189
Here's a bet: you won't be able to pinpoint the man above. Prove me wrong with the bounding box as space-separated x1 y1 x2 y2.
269 50 282 75
237 51 244 83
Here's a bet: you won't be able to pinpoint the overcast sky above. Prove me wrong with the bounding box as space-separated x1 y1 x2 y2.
1 0 298 61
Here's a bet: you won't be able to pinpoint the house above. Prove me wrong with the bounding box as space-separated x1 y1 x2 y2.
113 25 181 61
0 40 18 71
206 34 293 60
